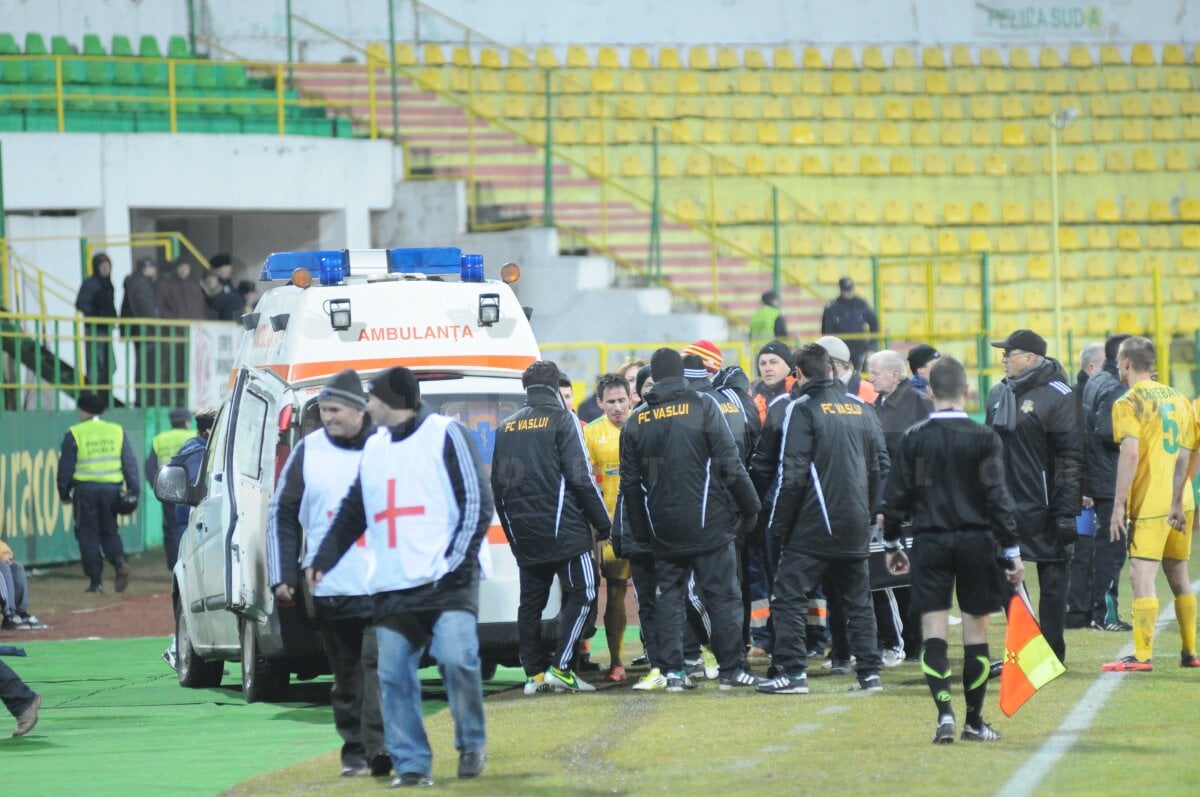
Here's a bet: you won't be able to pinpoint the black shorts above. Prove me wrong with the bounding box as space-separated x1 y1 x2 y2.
909 530 1005 617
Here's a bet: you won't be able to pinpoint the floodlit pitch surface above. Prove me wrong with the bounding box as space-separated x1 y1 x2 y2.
4 539 1198 796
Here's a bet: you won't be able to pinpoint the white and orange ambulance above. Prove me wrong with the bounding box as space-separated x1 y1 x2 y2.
155 247 561 701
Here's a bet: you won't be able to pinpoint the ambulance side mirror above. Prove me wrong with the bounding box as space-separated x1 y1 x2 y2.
241 312 260 331
155 465 196 505
523 306 533 320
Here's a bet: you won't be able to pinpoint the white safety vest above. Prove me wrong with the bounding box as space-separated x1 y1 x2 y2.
298 429 373 598
358 413 465 595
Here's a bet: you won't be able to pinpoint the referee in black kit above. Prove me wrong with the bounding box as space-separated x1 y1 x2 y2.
881 356 1024 745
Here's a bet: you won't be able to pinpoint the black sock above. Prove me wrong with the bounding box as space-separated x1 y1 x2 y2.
962 643 990 728
920 638 954 722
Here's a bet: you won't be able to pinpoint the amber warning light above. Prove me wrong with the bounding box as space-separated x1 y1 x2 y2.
500 262 521 284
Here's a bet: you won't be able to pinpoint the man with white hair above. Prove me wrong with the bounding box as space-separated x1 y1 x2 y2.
867 349 934 664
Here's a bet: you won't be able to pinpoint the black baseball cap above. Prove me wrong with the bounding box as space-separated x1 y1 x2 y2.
907 344 940 372
990 329 1047 357
838 276 854 290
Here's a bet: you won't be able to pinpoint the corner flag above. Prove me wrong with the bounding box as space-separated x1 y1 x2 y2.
999 583 1066 717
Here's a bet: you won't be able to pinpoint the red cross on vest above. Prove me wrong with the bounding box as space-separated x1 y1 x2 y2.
373 478 426 548
329 508 369 548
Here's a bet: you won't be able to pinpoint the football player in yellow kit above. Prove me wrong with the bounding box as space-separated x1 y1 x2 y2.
1103 337 1199 672
584 373 633 681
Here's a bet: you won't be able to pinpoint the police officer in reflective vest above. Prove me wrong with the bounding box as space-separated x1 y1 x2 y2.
57 392 140 593
145 408 194 570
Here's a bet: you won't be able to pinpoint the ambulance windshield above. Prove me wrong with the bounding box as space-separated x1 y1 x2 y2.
299 392 525 474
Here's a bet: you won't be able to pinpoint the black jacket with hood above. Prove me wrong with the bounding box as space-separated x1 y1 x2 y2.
985 357 1084 562
620 376 760 560
75 254 117 330
713 365 762 465
1079 361 1126 499
491 383 611 567
767 377 890 560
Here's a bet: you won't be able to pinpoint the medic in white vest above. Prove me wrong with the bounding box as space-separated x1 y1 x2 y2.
309 367 491 787
266 368 388 778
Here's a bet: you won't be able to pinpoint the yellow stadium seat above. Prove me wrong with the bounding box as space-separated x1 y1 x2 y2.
821 97 845 119
1183 227 1200 249
657 154 679 178
743 49 766 69
831 153 855 175
773 47 795 69
800 154 826 175
941 99 965 120
757 232 776 257
953 153 977 175
666 119 692 142
794 73 820 95
648 73 673 94
1067 45 1093 68
1063 200 1087 223
1152 120 1178 141
744 152 768 175
1091 121 1116 144
1087 226 1113 249
1132 148 1158 171
923 46 946 68
970 124 993 146
852 98 877 120
1121 119 1146 142
1002 124 1028 146
684 153 709 176
1166 68 1191 90
676 72 701 94
1166 149 1190 171
995 287 1019 311
1099 45 1123 65
1009 47 1033 68
821 124 846 145
970 96 998 120
924 73 949 95
1038 46 1062 68
644 97 669 119
893 73 919 94
614 121 640 143
563 44 588 67
658 47 681 69
706 72 732 94
700 121 723 144
771 152 796 174
908 232 932 255
1059 228 1082 251
910 201 934 226
1084 282 1110 305
910 97 933 121
940 125 963 146
789 123 816 145
619 153 645 177
729 97 754 119
879 233 904 257
975 47 1001 67
1170 279 1195 304
1115 254 1141 276
737 72 764 94
1117 228 1142 249
789 96 815 117
830 72 854 95
1001 202 1028 224
533 46 558 68
853 200 879 224
590 69 616 93
788 232 814 256
802 47 824 69
967 231 991 253
1027 228 1051 252
733 201 761 223
861 154 886 175
892 46 916 68
764 72 793 95
1136 70 1160 91
757 121 781 145
1090 96 1115 117
1082 255 1108 279
1095 198 1120 222
1130 43 1154 65
1029 199 1051 223
910 123 934 145
1105 150 1129 172
851 124 873 145
953 74 979 97
761 98 785 120
857 72 881 94
1185 119 1200 139
935 230 961 254
993 257 1021 282
1180 199 1200 222
890 154 915 175
948 44 973 67
687 46 712 69
1026 255 1052 281
983 72 1010 94
859 46 884 69
1176 255 1200 276
883 201 908 224
943 202 967 225
821 231 849 256
1073 151 1100 174
922 153 948 176
619 71 647 93
1162 44 1186 64
879 123 904 146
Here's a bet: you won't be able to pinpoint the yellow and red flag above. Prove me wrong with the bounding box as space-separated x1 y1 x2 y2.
999 584 1067 717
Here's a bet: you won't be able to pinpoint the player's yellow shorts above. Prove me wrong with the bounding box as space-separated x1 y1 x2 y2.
596 540 631 581
1129 510 1194 562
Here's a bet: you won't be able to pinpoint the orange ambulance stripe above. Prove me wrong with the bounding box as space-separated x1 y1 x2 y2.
285 355 537 382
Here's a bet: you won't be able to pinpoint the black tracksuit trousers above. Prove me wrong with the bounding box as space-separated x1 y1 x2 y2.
518 551 596 675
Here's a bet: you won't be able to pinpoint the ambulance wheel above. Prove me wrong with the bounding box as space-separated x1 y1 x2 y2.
240 617 289 703
176 595 223 689
480 660 498 681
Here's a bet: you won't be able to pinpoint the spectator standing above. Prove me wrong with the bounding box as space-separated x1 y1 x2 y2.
75 252 118 399
820 277 878 370
204 256 244 321
985 329 1083 663
493 361 611 694
906 344 941 396
237 280 259 314
1073 335 1133 632
749 290 789 347
56 392 139 594
881 356 1021 744
312 367 491 786
146 408 195 571
120 257 160 406
620 348 763 691
0 659 39 736
751 341 796 424
617 357 647 405
156 260 209 405
817 335 878 403
0 540 46 630
1101 337 1199 672
584 373 634 682
867 349 934 664
1066 343 1107 628
757 344 889 696
268 369 388 778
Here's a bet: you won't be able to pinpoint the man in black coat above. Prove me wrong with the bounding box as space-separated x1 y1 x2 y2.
492 361 611 693
75 252 118 398
867 349 934 663
985 329 1083 662
621 348 762 691
820 276 879 370
757 344 890 695
120 257 160 406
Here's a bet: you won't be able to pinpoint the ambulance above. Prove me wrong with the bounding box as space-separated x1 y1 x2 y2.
154 247 560 702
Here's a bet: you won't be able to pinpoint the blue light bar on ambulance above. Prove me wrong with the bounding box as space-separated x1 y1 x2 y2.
260 248 487 285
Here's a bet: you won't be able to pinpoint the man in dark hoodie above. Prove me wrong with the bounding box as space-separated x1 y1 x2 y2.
268 369 387 778
757 344 890 696
311 367 491 787
985 330 1083 662
75 252 118 398
621 348 763 691
492 361 611 695
1073 334 1133 632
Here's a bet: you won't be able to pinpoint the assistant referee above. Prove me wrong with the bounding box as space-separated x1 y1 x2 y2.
880 357 1024 745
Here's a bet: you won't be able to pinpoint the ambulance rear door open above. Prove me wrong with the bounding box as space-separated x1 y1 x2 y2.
222 365 289 627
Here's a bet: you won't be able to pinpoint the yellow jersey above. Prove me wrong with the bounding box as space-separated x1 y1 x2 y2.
584 415 622 517
1112 379 1197 519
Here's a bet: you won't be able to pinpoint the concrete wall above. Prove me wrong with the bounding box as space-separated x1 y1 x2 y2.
1 132 395 290
0 0 1194 63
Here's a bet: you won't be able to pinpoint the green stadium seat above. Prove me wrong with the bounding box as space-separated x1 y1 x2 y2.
23 34 53 83
0 110 23 130
24 33 47 54
138 36 163 58
218 63 248 89
51 36 88 84
133 111 170 132
111 35 134 56
23 110 57 130
0 33 18 55
81 34 105 56
167 36 191 59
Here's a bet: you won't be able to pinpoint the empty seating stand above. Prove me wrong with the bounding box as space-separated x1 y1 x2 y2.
0 32 351 137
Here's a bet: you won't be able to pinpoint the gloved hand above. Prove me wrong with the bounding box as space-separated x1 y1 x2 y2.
1056 516 1078 546
594 523 611 544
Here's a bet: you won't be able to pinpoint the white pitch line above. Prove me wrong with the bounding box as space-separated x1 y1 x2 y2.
998 580 1199 797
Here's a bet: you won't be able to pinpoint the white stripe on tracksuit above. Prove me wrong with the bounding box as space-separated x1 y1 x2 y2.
556 551 597 670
